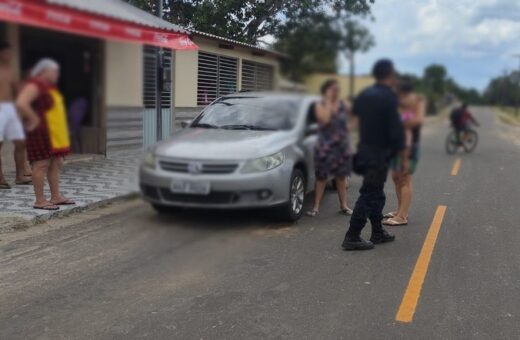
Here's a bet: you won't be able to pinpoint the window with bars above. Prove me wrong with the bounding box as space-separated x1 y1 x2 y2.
197 52 238 106
143 45 172 109
241 61 274 92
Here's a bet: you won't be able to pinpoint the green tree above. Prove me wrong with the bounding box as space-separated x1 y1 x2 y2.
342 19 375 98
403 65 482 115
125 0 374 44
483 71 520 111
422 64 447 95
445 77 481 105
274 14 342 81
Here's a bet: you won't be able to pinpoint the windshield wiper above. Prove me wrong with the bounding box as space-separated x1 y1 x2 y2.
221 124 275 131
191 123 220 129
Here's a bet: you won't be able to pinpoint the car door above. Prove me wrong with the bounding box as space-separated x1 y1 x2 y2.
300 101 319 192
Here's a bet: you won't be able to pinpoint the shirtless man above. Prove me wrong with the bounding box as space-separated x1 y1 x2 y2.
0 41 31 189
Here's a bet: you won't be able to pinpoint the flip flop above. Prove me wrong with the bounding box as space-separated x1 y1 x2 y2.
51 199 76 206
33 203 60 211
15 180 33 185
384 212 397 219
0 183 11 189
306 210 319 217
383 217 408 226
339 208 353 216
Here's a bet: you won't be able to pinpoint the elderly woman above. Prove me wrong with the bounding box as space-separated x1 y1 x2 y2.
16 58 74 210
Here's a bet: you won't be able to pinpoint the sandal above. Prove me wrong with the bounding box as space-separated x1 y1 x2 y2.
15 179 33 185
384 212 397 219
33 203 60 211
51 198 76 206
306 210 319 217
383 216 408 226
0 182 11 190
339 208 353 216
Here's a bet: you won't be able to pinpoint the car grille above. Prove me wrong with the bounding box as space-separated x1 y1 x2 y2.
159 160 239 174
160 190 239 204
141 185 160 200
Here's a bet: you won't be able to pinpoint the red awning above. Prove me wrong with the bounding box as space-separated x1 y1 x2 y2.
0 0 198 50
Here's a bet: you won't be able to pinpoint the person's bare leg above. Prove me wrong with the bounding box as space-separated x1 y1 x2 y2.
389 171 402 216
335 176 350 210
396 174 412 220
13 140 31 183
310 179 327 212
0 142 6 185
24 152 32 177
48 157 65 203
32 159 51 206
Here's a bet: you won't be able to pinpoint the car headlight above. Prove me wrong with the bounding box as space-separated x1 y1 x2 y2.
241 152 285 173
142 151 156 169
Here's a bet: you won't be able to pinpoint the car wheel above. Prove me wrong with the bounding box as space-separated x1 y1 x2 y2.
279 169 306 221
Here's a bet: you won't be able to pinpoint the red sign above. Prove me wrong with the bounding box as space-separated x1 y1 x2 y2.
0 0 198 50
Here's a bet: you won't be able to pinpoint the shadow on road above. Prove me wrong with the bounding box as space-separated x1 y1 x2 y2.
147 205 300 232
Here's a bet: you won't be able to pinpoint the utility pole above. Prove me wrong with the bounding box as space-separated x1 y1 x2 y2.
155 0 164 141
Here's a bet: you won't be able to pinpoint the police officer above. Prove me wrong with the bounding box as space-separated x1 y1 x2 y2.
342 59 407 251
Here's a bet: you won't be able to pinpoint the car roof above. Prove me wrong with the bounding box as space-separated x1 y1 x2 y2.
220 91 320 102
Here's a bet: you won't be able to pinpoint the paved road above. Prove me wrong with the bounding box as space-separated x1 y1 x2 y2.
1 107 519 340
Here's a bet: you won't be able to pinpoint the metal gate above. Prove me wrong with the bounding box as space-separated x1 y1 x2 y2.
143 45 173 149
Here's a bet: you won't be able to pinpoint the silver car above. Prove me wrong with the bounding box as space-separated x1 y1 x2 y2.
139 92 320 221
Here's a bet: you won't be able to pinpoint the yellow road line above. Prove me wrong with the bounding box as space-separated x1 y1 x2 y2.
451 158 462 176
395 205 447 323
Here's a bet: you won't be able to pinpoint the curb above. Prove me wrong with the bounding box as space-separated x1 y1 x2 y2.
2 192 140 234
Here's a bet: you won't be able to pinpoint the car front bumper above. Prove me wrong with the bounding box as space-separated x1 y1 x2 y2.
139 162 293 209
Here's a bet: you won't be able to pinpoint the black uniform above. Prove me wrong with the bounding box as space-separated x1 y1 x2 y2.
347 83 405 238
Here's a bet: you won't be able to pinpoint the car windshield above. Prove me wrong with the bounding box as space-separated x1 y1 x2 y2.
191 97 300 131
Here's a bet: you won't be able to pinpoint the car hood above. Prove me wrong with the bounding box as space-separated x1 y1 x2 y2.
155 128 295 160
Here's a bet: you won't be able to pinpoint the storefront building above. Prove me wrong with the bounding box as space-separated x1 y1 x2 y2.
173 32 283 121
0 0 282 156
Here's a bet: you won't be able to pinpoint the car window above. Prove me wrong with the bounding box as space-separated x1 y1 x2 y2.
191 97 301 131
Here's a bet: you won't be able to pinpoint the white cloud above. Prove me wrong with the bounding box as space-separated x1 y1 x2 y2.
344 0 520 89
408 0 520 55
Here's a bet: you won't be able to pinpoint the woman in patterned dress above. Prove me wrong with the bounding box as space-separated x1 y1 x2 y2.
16 59 75 211
307 79 353 217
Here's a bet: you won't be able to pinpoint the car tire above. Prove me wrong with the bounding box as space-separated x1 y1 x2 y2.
279 169 306 221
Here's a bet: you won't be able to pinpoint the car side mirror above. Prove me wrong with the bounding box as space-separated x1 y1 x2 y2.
180 120 192 128
306 123 318 136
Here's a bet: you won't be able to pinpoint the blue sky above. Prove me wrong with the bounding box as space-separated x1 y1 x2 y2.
339 0 520 91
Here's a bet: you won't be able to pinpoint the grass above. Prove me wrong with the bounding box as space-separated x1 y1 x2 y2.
493 107 520 127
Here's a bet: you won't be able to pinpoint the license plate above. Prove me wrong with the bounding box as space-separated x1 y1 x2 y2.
170 179 210 195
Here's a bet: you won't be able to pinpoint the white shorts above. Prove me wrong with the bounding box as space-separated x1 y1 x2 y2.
0 102 25 142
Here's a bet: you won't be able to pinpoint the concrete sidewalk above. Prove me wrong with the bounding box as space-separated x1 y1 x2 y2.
0 146 140 231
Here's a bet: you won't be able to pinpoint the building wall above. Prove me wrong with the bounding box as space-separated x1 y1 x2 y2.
104 41 143 107
305 73 374 99
174 36 281 109
104 41 144 155
174 48 198 108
